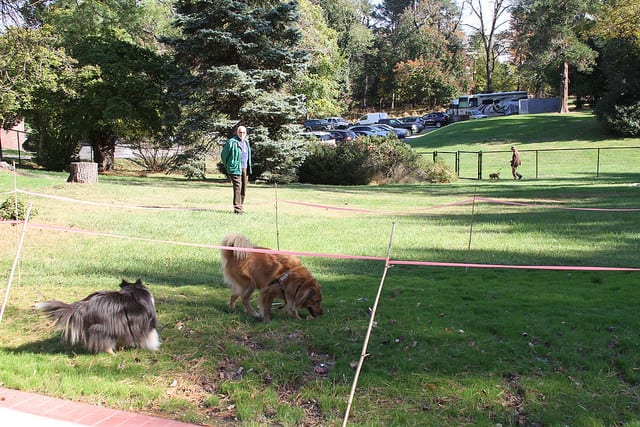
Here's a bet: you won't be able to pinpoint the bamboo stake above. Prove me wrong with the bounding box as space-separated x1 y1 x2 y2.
342 222 396 427
0 204 32 326
274 183 280 250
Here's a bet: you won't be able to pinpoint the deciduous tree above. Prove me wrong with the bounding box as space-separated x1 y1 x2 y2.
295 0 344 117
511 0 597 112
463 0 511 93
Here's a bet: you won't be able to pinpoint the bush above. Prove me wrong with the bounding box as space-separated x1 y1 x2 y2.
598 102 640 137
31 133 79 171
298 139 373 185
0 197 36 220
366 137 423 183
595 37 640 137
251 137 309 184
173 146 208 180
422 158 458 183
298 136 457 185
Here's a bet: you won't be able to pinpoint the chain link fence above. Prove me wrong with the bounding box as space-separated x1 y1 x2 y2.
426 147 640 180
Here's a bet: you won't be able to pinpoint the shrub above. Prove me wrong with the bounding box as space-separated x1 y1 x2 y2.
298 139 373 185
298 136 457 185
595 37 640 137
422 157 458 183
173 146 208 180
366 137 423 183
129 138 180 173
251 137 309 184
0 197 36 220
598 102 640 137
31 133 79 172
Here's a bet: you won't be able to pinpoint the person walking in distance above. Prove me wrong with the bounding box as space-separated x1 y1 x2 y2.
222 126 252 214
510 146 523 180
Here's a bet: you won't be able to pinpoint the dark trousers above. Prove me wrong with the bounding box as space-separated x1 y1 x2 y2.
231 168 248 213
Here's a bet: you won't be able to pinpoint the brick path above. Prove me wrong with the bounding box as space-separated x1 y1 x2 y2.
0 387 202 426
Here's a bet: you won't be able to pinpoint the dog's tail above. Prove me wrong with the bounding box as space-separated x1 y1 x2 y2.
36 301 82 344
221 233 254 261
36 301 73 325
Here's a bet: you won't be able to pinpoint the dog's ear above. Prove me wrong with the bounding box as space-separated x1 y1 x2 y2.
135 278 143 286
295 280 321 306
294 286 313 307
120 279 131 288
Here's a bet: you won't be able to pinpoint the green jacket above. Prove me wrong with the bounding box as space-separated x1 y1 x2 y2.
221 136 252 175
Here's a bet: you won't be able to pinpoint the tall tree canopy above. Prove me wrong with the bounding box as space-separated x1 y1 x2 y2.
295 0 344 117
464 0 512 93
511 0 597 112
169 0 307 141
318 0 375 109
1 0 177 171
592 0 640 136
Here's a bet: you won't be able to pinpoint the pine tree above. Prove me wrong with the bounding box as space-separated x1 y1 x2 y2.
169 0 308 144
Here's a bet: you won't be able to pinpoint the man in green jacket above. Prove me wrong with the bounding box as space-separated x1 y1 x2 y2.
221 126 252 214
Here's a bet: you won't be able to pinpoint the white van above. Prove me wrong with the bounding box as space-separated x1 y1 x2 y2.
356 112 388 125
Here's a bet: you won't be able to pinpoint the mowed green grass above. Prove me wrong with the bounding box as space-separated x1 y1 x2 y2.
0 112 639 426
412 111 640 180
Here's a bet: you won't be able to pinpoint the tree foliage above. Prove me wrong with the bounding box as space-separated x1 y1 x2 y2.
511 0 597 111
168 0 309 181
363 0 465 109
318 0 375 108
594 37 640 136
295 0 344 118
2 0 178 171
464 0 512 93
394 58 457 106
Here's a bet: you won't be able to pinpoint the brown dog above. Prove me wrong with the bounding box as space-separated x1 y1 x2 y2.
489 172 500 180
220 233 323 322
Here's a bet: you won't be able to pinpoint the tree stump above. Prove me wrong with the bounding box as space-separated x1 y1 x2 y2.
67 162 98 183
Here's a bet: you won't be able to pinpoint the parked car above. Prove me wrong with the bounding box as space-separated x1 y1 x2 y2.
372 123 408 139
356 112 389 125
377 118 414 135
329 129 358 143
399 116 425 132
348 125 390 137
468 109 488 119
325 117 351 129
348 128 377 137
299 131 336 144
421 112 450 128
303 119 334 131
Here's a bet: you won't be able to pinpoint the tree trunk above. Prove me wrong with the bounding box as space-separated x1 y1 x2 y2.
89 131 117 172
561 61 570 113
92 141 115 172
67 162 98 183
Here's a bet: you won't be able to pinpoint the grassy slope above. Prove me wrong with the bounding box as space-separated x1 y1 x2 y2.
0 112 639 426
410 111 640 180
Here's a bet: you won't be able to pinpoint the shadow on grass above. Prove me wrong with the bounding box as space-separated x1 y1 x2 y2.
3 336 86 356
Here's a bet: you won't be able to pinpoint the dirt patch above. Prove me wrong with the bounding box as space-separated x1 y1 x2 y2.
162 329 336 426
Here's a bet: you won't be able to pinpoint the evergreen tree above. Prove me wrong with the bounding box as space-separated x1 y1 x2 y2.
169 0 308 148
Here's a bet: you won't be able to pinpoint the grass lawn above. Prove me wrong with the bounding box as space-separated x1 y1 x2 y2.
411 111 640 180
1 111 639 426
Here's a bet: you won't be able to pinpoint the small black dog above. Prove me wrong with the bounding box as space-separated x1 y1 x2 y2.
36 279 160 354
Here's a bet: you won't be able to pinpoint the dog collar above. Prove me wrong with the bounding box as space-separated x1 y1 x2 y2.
271 272 289 294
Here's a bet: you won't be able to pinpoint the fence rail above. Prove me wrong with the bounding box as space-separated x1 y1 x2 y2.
427 146 640 180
